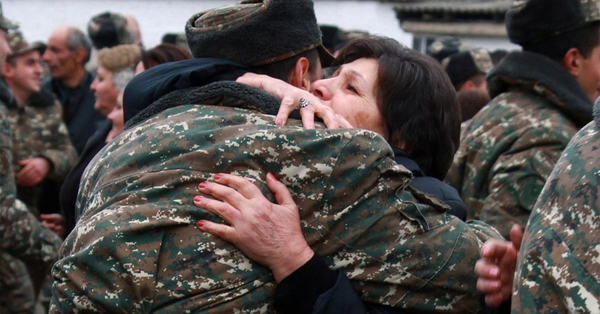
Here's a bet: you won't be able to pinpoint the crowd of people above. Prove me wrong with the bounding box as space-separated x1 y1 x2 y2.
0 0 599 313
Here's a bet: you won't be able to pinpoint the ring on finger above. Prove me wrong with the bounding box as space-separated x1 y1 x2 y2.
299 97 312 108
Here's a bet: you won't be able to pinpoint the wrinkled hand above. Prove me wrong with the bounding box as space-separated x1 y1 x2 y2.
237 73 351 129
16 158 51 187
194 172 314 283
41 213 66 238
475 224 523 307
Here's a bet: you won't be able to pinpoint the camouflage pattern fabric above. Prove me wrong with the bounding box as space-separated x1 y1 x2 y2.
51 83 502 313
445 51 593 238
0 97 62 313
6 97 77 215
513 113 600 313
0 252 35 313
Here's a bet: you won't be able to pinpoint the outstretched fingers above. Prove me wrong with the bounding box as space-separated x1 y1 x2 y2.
197 220 238 244
266 173 296 208
194 195 241 225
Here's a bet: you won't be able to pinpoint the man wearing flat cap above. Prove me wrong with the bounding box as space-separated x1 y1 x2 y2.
51 0 501 313
446 0 600 239
0 2 63 313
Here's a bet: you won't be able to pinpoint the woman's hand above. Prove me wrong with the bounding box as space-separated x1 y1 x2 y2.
475 224 523 307
237 73 352 130
194 173 314 283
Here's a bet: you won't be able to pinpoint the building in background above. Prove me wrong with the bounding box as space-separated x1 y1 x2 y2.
393 0 518 52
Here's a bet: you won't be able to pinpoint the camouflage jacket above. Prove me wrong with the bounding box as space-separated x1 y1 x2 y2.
445 51 593 238
51 82 502 314
6 90 77 213
513 99 600 313
0 85 62 270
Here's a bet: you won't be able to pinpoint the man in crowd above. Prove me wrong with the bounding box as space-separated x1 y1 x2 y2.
50 0 501 313
0 2 62 313
446 0 600 238
442 48 493 122
43 26 104 154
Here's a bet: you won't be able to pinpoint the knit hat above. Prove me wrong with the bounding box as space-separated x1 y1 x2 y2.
6 30 45 58
185 0 334 67
506 0 600 45
88 11 138 49
0 2 18 32
442 48 493 89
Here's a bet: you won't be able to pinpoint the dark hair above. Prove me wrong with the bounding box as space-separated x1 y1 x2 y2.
335 36 461 180
523 22 600 62
457 89 491 122
251 48 320 82
141 43 192 70
490 49 508 65
66 27 92 64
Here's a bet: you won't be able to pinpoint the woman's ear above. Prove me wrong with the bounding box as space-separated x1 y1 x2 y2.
288 57 311 91
562 48 584 77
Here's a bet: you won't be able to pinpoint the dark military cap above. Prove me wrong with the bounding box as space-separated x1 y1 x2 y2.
0 2 18 32
7 30 45 58
88 11 137 49
185 0 334 67
506 0 600 45
427 36 473 63
442 48 493 89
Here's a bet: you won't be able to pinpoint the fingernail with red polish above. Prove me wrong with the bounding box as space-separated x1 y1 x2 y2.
194 196 202 202
214 174 222 180
276 118 283 125
197 221 204 228
199 182 207 189
267 172 276 181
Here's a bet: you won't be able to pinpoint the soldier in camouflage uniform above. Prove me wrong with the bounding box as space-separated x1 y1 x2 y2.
445 0 600 238
512 96 600 312
51 1 502 313
0 3 62 313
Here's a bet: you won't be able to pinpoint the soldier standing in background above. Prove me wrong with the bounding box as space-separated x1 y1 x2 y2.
445 0 600 238
0 2 62 313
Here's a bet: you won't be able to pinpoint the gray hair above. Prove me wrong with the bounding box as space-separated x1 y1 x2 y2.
65 27 92 64
111 67 135 92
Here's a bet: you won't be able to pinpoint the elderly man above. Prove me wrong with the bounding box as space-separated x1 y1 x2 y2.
42 26 105 154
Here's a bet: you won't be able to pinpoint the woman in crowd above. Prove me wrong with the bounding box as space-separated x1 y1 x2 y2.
134 43 191 75
193 36 469 313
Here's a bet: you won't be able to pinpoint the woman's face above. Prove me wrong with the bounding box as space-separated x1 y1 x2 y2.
91 66 119 117
107 91 125 137
311 58 386 138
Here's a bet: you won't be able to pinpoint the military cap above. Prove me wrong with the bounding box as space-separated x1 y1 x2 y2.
442 48 493 89
6 30 45 58
88 11 137 49
0 2 18 32
185 0 334 67
427 37 474 63
506 0 600 45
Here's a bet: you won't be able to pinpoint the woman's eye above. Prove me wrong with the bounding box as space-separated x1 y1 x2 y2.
347 85 358 93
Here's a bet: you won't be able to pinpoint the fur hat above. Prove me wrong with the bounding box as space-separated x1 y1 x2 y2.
88 11 138 49
442 48 493 89
185 0 334 67
97 44 141 73
506 0 600 45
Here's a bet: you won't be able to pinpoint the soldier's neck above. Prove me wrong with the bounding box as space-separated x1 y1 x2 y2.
6 82 31 108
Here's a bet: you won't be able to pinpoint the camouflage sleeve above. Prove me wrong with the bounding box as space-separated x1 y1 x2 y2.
0 105 62 269
513 122 600 314
479 128 565 238
41 100 78 181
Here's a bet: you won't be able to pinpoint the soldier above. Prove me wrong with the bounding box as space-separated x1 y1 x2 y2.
445 0 600 238
0 3 62 313
51 1 501 313
3 30 78 216
42 26 104 155
442 48 493 122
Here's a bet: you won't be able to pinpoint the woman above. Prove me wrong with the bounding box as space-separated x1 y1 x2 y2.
193 37 467 313
134 43 191 75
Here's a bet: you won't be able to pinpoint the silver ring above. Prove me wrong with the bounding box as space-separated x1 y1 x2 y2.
299 97 312 108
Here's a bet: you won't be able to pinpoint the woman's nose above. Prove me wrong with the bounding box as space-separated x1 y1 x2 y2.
311 79 332 101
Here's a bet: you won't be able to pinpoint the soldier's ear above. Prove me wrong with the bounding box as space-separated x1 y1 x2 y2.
2 61 15 78
288 57 311 91
562 48 584 78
